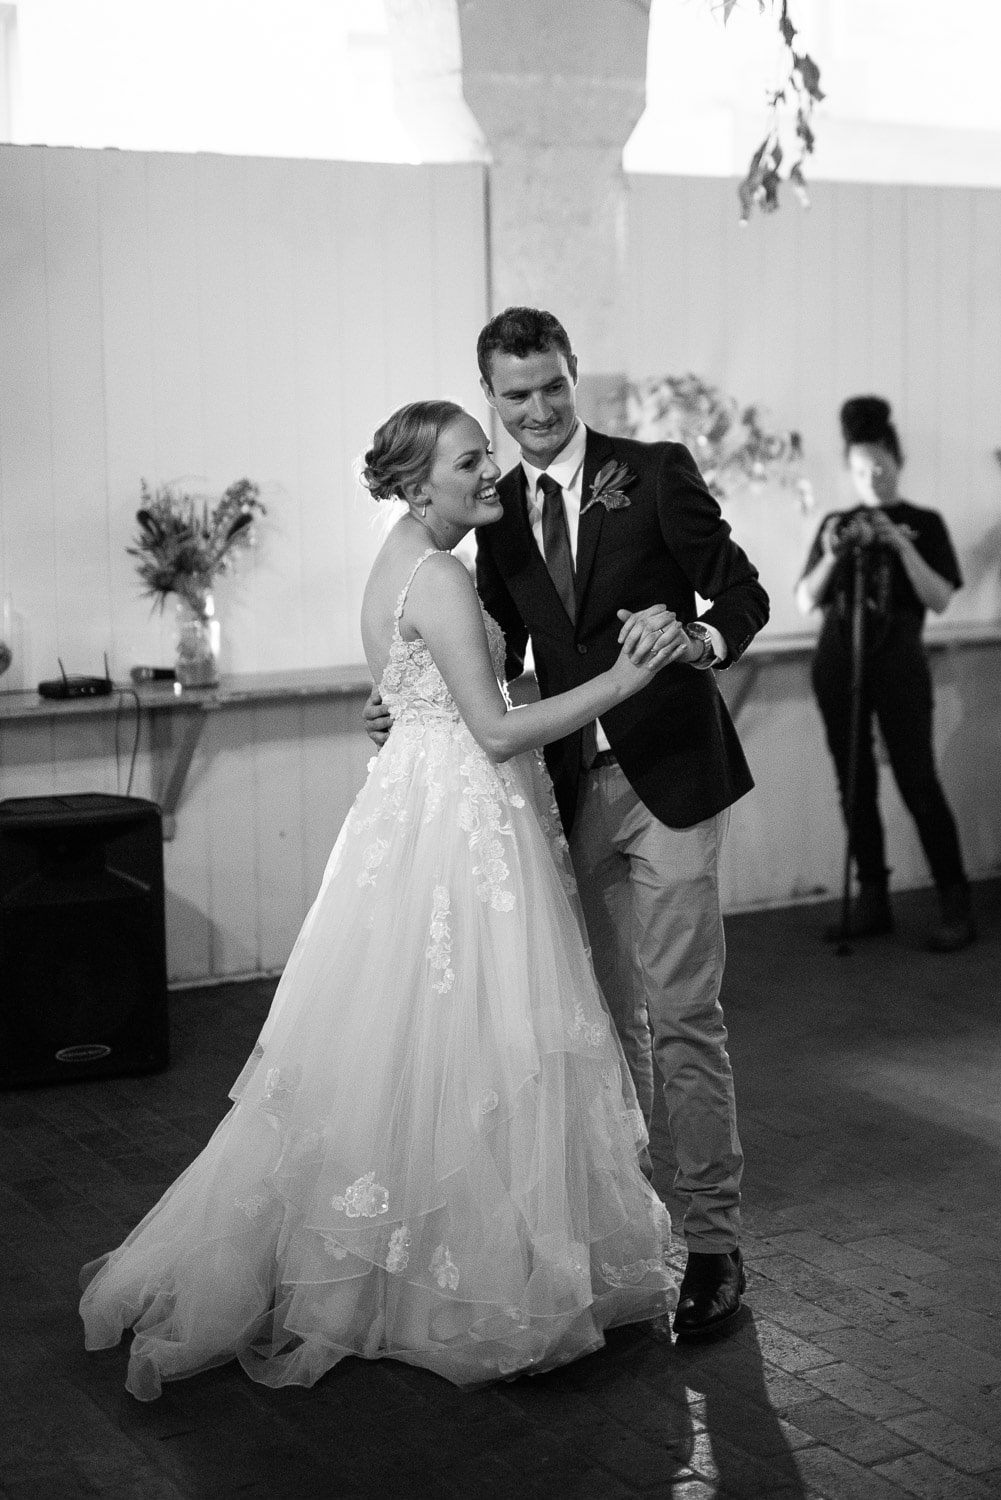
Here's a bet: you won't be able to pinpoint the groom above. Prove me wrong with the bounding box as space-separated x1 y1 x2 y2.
474 307 768 1338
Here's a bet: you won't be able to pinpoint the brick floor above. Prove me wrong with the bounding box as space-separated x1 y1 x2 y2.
1 878 999 1498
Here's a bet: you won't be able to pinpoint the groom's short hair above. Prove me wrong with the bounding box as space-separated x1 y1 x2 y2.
477 307 574 390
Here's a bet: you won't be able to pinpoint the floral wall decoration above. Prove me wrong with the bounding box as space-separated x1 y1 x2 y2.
623 373 813 511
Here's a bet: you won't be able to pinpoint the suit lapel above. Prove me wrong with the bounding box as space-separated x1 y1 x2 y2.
574 430 616 615
499 465 534 552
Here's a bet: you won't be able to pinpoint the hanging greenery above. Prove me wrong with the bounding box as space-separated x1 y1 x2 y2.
721 0 825 223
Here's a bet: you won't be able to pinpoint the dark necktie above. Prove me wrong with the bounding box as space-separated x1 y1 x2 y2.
537 474 597 769
538 473 575 621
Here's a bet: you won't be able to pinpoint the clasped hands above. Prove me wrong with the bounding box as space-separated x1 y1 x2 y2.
616 604 704 669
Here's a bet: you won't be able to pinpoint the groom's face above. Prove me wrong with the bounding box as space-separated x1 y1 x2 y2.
481 347 578 470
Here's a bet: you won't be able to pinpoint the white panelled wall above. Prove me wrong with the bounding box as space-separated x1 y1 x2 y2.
0 146 490 685
624 174 1001 911
1 149 999 983
0 145 489 982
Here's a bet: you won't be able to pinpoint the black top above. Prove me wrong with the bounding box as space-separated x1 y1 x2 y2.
802 501 962 630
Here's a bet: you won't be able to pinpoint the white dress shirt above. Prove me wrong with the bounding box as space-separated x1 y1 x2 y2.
521 419 589 561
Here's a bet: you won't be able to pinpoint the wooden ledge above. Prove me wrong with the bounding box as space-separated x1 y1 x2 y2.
0 664 375 724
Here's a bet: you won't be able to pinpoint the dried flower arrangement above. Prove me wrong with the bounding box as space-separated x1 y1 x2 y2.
128 478 265 614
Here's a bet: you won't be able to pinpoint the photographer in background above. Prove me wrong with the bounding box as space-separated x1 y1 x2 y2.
796 396 975 952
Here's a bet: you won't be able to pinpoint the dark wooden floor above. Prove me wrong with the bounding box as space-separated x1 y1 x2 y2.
3 880 1000 1499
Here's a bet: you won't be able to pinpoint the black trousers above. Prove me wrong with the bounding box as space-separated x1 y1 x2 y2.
811 621 967 892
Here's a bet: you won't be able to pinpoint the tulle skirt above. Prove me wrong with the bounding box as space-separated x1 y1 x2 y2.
80 717 676 1399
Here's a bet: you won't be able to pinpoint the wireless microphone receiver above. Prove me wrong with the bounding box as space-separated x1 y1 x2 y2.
38 655 114 700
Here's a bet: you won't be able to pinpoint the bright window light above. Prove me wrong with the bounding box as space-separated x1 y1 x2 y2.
4 0 417 161
626 0 1001 187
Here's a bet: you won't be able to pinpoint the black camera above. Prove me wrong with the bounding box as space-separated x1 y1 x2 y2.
835 511 879 553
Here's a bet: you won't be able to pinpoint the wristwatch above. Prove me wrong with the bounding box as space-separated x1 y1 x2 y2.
683 621 718 670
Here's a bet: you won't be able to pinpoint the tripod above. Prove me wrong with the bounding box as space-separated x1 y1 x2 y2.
833 541 872 956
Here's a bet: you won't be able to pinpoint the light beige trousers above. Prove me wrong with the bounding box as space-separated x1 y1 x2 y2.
569 761 743 1252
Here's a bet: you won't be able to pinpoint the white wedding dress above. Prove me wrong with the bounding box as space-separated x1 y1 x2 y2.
80 550 676 1399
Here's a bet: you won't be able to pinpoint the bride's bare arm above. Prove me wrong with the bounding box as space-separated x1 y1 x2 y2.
405 553 670 764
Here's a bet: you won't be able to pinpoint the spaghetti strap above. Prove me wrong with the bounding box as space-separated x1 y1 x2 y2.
392 547 443 623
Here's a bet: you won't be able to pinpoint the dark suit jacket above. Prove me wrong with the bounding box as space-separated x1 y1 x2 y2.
475 427 770 832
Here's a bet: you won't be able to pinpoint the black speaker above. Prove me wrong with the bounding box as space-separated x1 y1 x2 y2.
0 793 169 1086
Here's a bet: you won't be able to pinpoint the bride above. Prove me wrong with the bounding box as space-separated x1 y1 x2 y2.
80 399 678 1399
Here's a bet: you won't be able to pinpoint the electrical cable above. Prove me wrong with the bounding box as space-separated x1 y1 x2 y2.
113 687 142 796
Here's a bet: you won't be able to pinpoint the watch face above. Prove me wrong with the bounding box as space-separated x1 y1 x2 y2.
686 623 715 664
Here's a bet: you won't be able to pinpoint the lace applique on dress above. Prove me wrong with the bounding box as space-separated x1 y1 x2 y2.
567 999 608 1048
331 1172 390 1218
430 1243 460 1291
260 1065 300 1118
494 758 526 811
358 836 390 888
426 885 455 993
380 551 465 727
459 758 516 912
374 550 525 912
377 549 509 734
386 1225 411 1273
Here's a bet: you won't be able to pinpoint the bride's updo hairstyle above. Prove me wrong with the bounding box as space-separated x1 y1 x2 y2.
362 400 467 502
839 395 904 466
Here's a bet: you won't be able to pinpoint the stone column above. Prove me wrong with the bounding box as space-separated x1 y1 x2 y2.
456 0 650 432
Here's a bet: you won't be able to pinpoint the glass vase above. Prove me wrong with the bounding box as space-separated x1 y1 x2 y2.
174 590 220 688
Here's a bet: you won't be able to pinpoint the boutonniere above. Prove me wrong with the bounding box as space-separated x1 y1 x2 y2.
579 459 636 517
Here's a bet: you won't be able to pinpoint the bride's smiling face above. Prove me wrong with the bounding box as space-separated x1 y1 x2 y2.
418 415 502 540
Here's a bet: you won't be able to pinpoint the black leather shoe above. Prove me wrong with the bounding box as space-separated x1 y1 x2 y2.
672 1249 746 1340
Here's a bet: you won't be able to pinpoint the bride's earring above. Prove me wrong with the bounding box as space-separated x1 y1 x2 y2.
419 501 428 519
